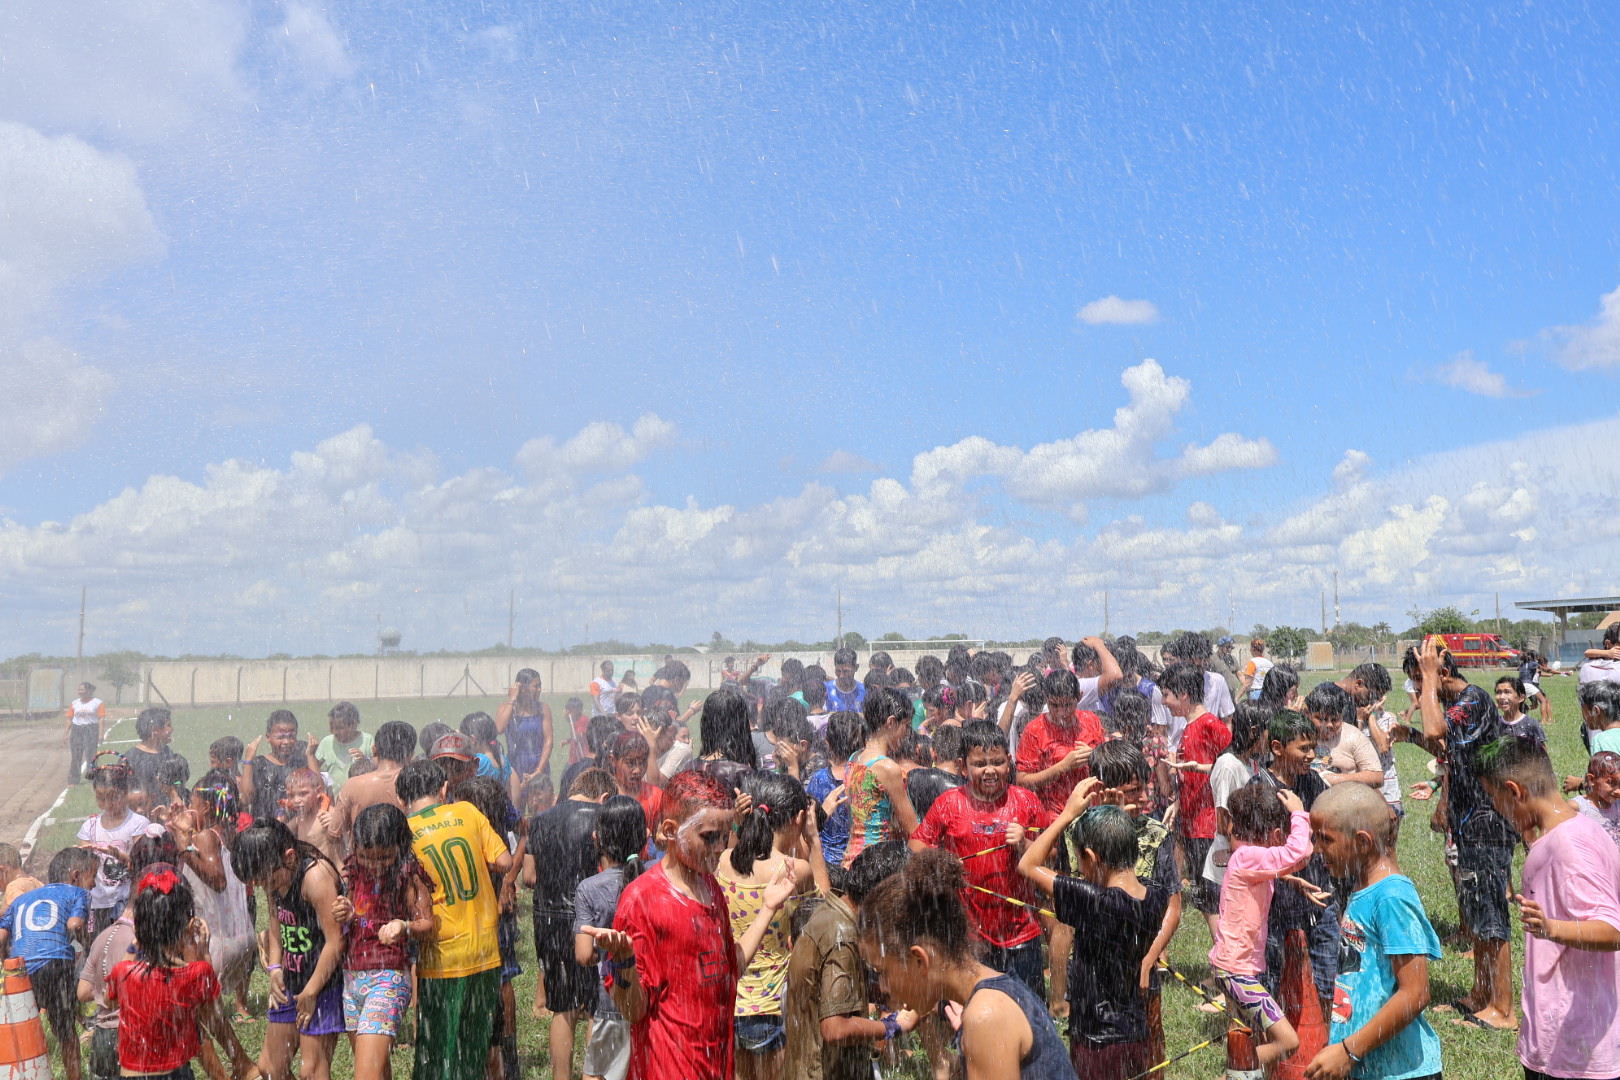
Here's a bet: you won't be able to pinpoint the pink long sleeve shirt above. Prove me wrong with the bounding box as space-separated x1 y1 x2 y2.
1208 810 1314 976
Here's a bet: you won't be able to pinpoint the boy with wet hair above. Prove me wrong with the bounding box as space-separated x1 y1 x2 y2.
124 707 178 811
1308 782 1441 1080
1477 735 1620 1080
1162 661 1229 934
1168 631 1236 720
0 846 97 1080
317 700 372 788
909 721 1050 997
240 709 303 823
826 648 865 713
1570 750 1620 849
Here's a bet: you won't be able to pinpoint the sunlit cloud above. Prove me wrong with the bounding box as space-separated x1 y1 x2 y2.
1429 350 1533 398
1077 296 1160 326
1543 285 1620 372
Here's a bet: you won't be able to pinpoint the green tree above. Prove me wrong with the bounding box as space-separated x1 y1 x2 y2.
1269 626 1310 660
97 653 143 705
1415 605 1472 635
840 631 868 650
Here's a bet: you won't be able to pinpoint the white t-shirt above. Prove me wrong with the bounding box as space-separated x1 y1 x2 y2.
1241 656 1274 693
1367 709 1402 805
70 698 104 726
1203 752 1254 885
590 676 617 715
1202 672 1235 719
77 811 153 910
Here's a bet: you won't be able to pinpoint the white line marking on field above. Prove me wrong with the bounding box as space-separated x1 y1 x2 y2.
21 785 71 860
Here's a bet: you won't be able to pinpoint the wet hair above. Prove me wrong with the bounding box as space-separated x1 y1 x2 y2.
614 690 642 713
825 711 865 760
931 722 965 763
1401 645 1459 681
1090 739 1151 788
862 669 893 691
869 651 894 672
1476 734 1557 796
946 644 972 666
231 817 335 886
460 712 503 767
1109 687 1152 744
724 656 737 669
1312 782 1392 848
1070 639 1099 673
349 758 378 777
565 767 619 801
1495 675 1527 699
135 707 171 741
779 658 805 693
284 767 323 796
1226 702 1274 756
455 775 516 836
1349 663 1392 699
156 756 191 791
1042 668 1081 702
80 682 96 694
1043 637 1066 663
1108 636 1159 680
1158 661 1204 704
892 667 915 688
328 701 360 728
585 715 626 758
1068 805 1138 870
191 773 242 827
595 795 648 884
604 732 650 770
265 709 298 735
657 769 732 827
956 720 1007 760
1579 679 1620 724
862 687 913 739
733 772 808 875
763 695 808 736
1227 782 1288 841
130 834 180 880
943 660 971 686
1258 664 1300 711
49 846 98 884
921 684 953 718
832 647 858 669
1606 624 1620 649
395 758 447 804
1176 631 1214 664
773 712 815 753
564 696 585 713
1304 681 1354 728
418 722 453 757
803 663 828 686
857 847 975 963
801 678 827 710
699 689 759 769
210 736 245 766
894 730 930 766
843 839 909 903
1588 751 1620 778
915 656 944 686
969 653 998 684
655 660 691 685
352 803 413 859
131 867 195 968
374 721 417 763
91 760 132 793
1269 709 1317 748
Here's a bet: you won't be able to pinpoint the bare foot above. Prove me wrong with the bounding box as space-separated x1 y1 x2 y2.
1453 1008 1517 1032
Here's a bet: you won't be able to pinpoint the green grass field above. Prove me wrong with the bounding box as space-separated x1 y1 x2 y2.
32 672 1589 1079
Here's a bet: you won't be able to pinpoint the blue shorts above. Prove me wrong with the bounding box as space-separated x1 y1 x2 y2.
734 1014 785 1054
269 977 346 1036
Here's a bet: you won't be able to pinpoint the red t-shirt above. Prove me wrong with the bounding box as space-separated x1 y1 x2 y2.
1015 709 1107 817
1178 712 1231 839
629 780 663 831
107 959 220 1072
912 784 1051 948
614 862 739 1080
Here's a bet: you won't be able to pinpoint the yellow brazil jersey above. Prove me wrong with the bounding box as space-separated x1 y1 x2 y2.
409 801 509 978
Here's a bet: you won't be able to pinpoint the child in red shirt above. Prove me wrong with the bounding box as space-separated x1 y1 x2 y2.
911 721 1051 997
580 770 798 1080
1162 661 1232 936
107 866 223 1079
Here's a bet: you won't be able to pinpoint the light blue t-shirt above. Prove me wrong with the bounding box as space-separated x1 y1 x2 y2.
1331 874 1443 1080
1590 726 1620 756
0 883 90 973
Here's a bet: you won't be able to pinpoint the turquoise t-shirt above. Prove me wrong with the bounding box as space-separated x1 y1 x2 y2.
1590 726 1620 756
1331 874 1442 1080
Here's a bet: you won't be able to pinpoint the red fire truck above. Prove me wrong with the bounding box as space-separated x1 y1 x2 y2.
1430 633 1522 669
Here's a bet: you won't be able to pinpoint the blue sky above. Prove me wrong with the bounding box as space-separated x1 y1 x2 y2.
3 0 1620 656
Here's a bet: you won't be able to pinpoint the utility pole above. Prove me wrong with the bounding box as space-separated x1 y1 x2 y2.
1333 571 1340 630
1104 589 1110 636
1321 591 1327 635
508 590 515 650
836 588 843 648
1495 592 1501 634
376 612 382 656
77 586 86 664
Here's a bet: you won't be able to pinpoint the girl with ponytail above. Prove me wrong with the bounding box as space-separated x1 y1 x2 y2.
858 848 1077 1080
716 772 830 1080
571 795 649 1080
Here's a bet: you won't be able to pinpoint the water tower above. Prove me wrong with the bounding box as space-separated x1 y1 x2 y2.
379 627 402 656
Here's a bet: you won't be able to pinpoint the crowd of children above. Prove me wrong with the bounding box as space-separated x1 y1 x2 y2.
5 636 1620 1080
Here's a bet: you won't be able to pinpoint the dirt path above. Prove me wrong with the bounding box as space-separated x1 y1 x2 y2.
0 717 71 853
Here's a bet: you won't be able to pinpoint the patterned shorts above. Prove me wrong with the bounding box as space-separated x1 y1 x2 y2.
343 968 412 1038
1213 970 1285 1032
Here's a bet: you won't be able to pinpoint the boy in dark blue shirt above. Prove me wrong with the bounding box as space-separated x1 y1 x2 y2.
0 847 97 1080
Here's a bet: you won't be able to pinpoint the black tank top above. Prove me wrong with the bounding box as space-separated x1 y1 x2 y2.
274 857 340 997
967 972 1080 1080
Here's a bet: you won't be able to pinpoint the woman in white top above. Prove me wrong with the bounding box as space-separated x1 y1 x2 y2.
1241 638 1275 700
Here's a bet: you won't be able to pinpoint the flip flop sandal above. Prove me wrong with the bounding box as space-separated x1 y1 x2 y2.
1452 1012 1517 1033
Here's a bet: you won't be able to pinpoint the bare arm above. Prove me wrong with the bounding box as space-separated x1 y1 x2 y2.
1306 954 1431 1079
1017 776 1099 897
296 863 347 1026
1140 891 1182 989
1021 746 1090 790
872 757 919 837
1088 635 1124 694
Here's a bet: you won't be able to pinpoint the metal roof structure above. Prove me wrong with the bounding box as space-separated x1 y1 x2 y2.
1514 596 1620 642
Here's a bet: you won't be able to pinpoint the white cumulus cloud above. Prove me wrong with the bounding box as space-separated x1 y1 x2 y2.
1543 285 1620 372
1077 296 1160 325
1431 350 1531 398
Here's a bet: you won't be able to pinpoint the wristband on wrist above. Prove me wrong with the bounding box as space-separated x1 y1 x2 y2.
266 963 282 973
1342 1042 1362 1064
880 1013 902 1041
